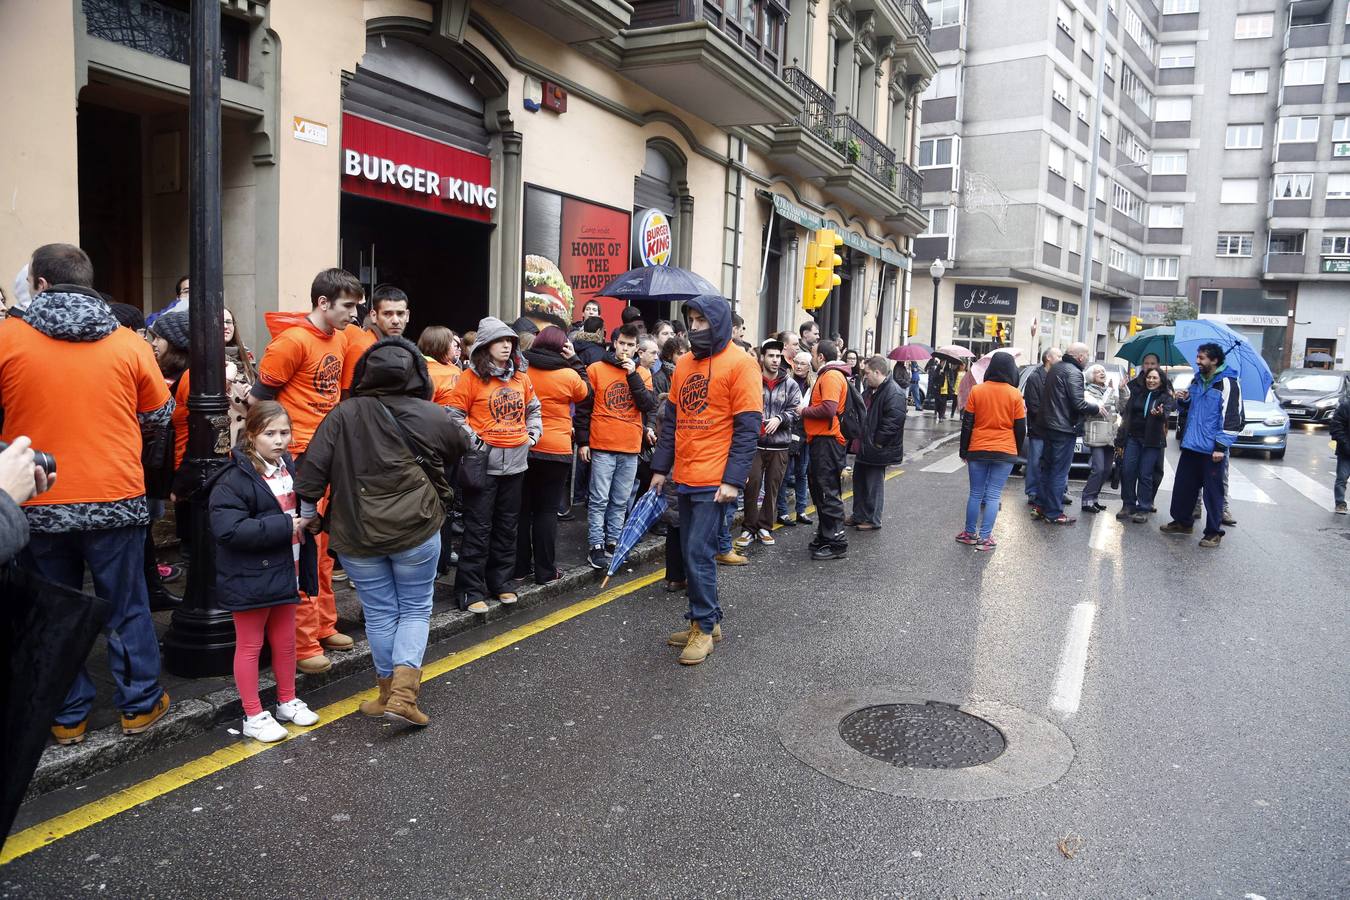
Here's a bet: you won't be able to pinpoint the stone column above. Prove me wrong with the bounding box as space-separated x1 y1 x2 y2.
677 181 694 269
496 129 523 322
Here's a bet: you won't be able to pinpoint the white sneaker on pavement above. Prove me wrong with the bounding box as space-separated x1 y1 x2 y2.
242 711 288 743
275 698 319 726
733 530 754 549
757 528 775 546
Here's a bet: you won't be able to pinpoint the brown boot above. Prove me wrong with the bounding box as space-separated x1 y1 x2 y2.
359 675 393 718
384 666 429 726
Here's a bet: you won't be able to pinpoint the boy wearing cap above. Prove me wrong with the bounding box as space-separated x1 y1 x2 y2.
736 339 801 549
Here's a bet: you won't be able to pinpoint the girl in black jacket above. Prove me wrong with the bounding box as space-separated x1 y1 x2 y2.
1113 369 1174 522
209 401 320 743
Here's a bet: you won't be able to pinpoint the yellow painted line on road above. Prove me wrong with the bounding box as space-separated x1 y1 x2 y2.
3 464 910 865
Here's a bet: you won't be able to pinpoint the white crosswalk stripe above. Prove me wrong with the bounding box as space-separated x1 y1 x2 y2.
1156 456 1274 504
921 451 966 473
1261 464 1337 513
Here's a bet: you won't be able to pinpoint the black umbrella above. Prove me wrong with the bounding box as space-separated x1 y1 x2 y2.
596 265 719 304
1304 351 1334 364
1 564 111 847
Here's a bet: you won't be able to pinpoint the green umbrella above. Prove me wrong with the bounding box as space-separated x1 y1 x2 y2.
1114 325 1190 366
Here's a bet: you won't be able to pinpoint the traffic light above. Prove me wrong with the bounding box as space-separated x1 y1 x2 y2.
1128 315 1142 336
985 314 998 339
802 229 843 310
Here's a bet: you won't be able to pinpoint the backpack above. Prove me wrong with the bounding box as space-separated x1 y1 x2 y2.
834 370 866 445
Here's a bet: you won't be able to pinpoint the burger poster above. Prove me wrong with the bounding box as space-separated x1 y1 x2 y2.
522 185 631 330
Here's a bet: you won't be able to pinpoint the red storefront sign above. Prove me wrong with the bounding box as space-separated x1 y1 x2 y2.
558 197 630 327
340 112 494 223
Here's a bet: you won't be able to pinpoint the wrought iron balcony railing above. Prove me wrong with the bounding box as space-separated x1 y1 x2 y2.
832 112 896 184
901 0 932 45
896 160 923 209
782 66 836 140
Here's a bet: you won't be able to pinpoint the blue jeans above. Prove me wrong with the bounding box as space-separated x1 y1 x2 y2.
909 381 923 409
1336 455 1350 505
1037 433 1076 519
1023 435 1045 500
1120 439 1161 512
965 460 1014 539
587 450 638 548
22 525 165 725
718 498 736 554
678 490 726 631
777 445 810 517
338 533 440 677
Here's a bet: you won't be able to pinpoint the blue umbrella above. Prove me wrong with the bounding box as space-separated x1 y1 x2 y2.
1114 326 1189 366
597 265 719 304
601 487 668 588
1172 319 1274 399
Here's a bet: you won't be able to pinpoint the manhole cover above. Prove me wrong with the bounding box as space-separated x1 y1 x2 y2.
838 702 1006 769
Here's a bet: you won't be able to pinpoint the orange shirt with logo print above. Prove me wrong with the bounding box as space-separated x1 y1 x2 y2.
669 344 763 488
0 319 169 507
425 358 461 406
527 366 589 457
586 361 653 454
256 320 346 454
341 324 377 391
805 367 848 445
447 369 536 448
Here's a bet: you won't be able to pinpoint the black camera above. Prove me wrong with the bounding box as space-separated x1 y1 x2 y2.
0 441 56 477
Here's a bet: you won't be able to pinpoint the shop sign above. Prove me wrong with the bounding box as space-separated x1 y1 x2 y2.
522 185 631 328
953 283 1017 314
880 246 909 269
840 229 882 259
292 116 328 146
1321 256 1350 274
340 113 494 222
769 192 825 231
1202 313 1286 327
1041 296 1060 312
1062 301 1079 317
1334 142 1350 158
637 208 672 266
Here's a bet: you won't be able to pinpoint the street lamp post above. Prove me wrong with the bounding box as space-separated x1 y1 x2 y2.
161 0 235 677
928 257 946 349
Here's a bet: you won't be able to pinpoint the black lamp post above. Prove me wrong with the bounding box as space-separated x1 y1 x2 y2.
928 257 945 349
162 0 235 677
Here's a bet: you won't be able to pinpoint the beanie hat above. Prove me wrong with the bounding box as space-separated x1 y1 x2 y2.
152 310 191 351
109 302 146 332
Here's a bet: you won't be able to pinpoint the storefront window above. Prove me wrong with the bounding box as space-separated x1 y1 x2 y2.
953 314 1015 358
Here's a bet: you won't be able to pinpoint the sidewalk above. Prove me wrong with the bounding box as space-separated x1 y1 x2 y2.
28 418 961 799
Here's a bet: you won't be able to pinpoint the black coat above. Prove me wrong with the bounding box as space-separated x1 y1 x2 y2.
858 378 907 466
1022 365 1049 438
1329 396 1350 458
1115 385 1174 449
1038 356 1096 436
207 449 318 611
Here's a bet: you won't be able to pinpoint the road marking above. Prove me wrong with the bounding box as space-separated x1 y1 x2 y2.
921 452 966 473
1049 602 1096 718
1087 509 1115 552
1226 463 1274 505
3 467 909 865
1261 464 1336 513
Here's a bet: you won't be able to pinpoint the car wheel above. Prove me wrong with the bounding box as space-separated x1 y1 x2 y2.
1269 447 1286 460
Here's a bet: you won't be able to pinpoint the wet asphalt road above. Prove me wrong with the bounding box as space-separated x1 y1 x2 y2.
3 427 1347 898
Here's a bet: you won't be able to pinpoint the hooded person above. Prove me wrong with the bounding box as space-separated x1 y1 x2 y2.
445 317 543 614
649 294 763 667
570 315 608 367
296 336 465 726
955 350 1026 550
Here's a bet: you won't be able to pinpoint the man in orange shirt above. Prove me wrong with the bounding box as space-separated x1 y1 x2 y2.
1 244 174 744
802 340 853 560
649 295 762 666
250 268 360 673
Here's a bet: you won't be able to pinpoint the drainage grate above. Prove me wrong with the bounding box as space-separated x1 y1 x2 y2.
838 702 1006 769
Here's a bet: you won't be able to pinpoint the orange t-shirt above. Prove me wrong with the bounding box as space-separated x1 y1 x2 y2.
669 344 763 488
586 361 653 454
341 324 378 391
447 369 536 448
172 373 190 469
426 358 461 406
0 319 169 506
527 366 589 456
256 321 346 454
805 367 848 445
965 381 1026 455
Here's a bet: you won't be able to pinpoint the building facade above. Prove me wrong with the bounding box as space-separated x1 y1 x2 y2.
0 0 935 355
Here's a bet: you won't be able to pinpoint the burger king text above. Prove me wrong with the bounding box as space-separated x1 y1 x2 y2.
343 149 498 210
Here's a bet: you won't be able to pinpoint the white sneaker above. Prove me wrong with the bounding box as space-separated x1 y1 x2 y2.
275 698 319 726
733 530 754 549
757 528 775 546
242 710 288 743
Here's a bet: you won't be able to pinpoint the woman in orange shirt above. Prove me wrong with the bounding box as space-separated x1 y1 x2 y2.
417 326 461 405
956 351 1026 551
516 326 590 584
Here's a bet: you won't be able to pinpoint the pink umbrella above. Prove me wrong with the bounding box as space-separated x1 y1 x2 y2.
933 344 975 361
888 344 932 362
959 348 1024 410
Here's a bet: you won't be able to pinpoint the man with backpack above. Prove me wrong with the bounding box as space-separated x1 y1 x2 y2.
802 340 857 560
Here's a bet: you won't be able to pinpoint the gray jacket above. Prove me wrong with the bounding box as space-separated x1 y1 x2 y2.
448 316 543 477
758 372 803 450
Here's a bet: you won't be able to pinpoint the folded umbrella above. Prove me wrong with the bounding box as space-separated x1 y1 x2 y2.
596 265 719 304
1114 326 1189 367
601 487 668 589
1173 319 1274 400
888 344 932 362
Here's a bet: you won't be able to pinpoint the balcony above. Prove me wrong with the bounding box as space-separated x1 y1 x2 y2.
767 67 842 179
852 0 938 81
484 0 633 43
618 0 800 126
82 0 251 80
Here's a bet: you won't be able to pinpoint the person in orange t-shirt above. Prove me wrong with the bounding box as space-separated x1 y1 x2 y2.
516 326 590 584
250 268 361 671
649 295 762 667
417 325 461 406
957 351 1026 550
801 339 853 559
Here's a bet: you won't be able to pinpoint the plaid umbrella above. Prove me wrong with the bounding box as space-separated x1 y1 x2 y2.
602 488 668 588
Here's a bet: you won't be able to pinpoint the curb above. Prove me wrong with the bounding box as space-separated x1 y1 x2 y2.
26 428 959 800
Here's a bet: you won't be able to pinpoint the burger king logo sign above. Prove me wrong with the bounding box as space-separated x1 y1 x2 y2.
638 209 672 267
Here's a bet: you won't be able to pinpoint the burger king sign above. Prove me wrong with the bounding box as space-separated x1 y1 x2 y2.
638 209 672 267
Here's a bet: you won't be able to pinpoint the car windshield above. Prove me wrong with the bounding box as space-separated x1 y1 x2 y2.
1276 372 1343 392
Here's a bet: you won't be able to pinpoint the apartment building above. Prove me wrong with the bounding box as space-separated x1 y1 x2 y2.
912 0 1350 371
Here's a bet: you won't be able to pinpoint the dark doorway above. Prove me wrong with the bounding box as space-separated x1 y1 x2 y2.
78 103 143 306
757 219 782 339
339 193 492 338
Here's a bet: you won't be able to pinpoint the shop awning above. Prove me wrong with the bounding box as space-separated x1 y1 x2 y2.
760 190 910 270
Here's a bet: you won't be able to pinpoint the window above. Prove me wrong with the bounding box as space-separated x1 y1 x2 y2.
1049 142 1066 176
1052 70 1070 107
1057 0 1073 33
919 136 959 167
924 0 961 28
1230 69 1268 94
1149 204 1184 228
1268 232 1305 255
1068 222 1083 253
1327 174 1350 198
1043 213 1061 246
1104 51 1115 79
1112 182 1143 220
1335 117 1350 141
1119 127 1148 165
1225 123 1263 149
1274 174 1313 199
1096 173 1107 202
1283 58 1326 87
1081 22 1095 56
1220 178 1258 203
1341 59 1350 83
1121 66 1154 114
1123 6 1156 57
1146 256 1180 279
1155 97 1191 121
1078 90 1092 122
921 206 954 236
1278 116 1320 143
1151 152 1187 175
924 66 960 99
1162 0 1198 11
1234 14 1273 39
1216 233 1254 257
1109 242 1127 271
1073 156 1086 187
1160 44 1196 68
1321 233 1350 255
1100 111 1113 139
